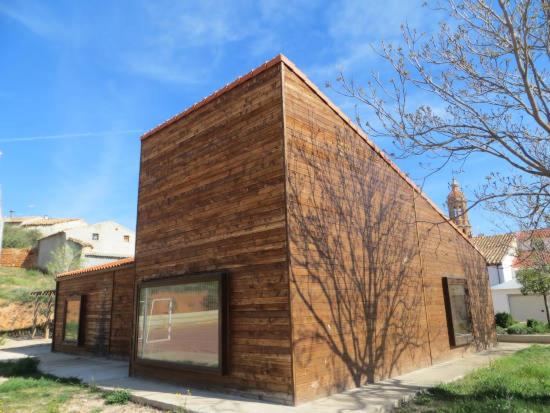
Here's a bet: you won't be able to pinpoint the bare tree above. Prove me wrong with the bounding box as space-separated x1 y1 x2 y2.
332 0 549 231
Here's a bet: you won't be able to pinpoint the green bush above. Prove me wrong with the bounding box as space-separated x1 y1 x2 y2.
0 358 40 376
507 323 533 335
526 319 550 333
495 312 515 328
495 325 507 335
2 225 42 248
104 389 131 405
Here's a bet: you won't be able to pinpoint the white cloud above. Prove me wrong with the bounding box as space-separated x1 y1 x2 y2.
0 1 64 38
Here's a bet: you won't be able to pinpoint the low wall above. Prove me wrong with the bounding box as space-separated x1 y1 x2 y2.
0 248 37 268
497 334 550 344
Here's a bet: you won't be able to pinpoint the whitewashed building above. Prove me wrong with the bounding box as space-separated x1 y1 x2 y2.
37 220 135 270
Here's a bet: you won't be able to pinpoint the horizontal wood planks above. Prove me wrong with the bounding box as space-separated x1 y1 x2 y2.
53 265 135 358
282 65 495 403
133 64 293 404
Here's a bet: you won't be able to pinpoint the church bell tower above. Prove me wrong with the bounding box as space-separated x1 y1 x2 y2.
447 179 472 237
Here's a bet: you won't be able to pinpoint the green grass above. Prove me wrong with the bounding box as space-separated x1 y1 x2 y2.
0 267 55 304
0 358 149 412
397 345 550 412
104 389 131 405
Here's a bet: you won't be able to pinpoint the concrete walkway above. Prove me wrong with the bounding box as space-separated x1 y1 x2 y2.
0 341 531 413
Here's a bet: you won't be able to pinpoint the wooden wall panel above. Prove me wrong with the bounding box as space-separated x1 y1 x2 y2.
109 266 135 357
282 65 495 404
53 265 135 358
133 64 293 404
53 272 113 355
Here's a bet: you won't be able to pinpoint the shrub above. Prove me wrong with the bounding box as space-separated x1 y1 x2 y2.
0 358 40 376
495 312 515 328
495 325 507 335
2 226 42 248
506 323 533 335
104 389 131 405
526 319 550 333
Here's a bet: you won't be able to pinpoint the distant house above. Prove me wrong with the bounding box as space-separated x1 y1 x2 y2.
37 220 135 270
5 216 86 237
472 229 550 322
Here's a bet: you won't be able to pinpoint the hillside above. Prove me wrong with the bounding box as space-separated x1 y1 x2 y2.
0 267 55 332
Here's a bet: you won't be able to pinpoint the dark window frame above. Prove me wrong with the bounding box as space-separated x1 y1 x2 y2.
134 271 229 375
62 295 84 346
92 233 99 240
442 277 474 347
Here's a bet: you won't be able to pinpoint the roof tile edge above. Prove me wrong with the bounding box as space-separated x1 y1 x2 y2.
57 257 134 279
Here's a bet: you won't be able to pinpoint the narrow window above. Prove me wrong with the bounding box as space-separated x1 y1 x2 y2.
63 296 83 344
123 235 130 242
137 273 227 373
443 277 473 346
92 233 99 240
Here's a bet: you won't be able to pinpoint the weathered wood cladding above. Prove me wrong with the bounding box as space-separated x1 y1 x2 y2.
282 65 495 403
133 64 293 403
53 265 135 357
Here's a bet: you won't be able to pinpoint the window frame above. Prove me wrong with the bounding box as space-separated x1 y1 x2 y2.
442 277 474 347
92 233 99 240
134 272 229 375
62 295 84 346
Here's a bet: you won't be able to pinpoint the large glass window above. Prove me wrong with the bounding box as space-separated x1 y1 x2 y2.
443 277 473 346
64 297 82 344
137 273 225 372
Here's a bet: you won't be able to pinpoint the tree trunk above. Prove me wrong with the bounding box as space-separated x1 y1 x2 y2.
544 294 550 327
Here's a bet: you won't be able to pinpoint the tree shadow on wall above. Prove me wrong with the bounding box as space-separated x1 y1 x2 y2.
286 120 433 392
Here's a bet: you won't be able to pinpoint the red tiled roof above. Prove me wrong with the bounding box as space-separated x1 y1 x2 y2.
471 233 515 265
516 228 550 241
22 218 81 226
513 250 550 268
140 54 486 260
57 257 134 279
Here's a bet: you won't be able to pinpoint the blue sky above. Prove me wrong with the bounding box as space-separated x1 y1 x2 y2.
0 0 513 235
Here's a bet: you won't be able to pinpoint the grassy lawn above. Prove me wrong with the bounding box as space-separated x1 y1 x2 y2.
397 345 550 413
0 358 160 412
0 267 55 304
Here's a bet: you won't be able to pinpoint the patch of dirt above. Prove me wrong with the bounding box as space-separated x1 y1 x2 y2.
0 301 46 331
64 392 163 413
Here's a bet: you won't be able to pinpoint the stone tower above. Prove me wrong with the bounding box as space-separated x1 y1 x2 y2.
447 179 472 237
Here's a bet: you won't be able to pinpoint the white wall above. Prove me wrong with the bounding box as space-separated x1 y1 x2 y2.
37 232 67 270
64 221 135 257
492 290 511 314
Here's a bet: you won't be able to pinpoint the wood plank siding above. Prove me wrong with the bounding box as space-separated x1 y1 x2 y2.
53 264 135 357
281 63 495 403
132 63 293 404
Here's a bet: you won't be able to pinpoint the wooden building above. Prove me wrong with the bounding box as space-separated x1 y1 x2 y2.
53 55 496 405
53 257 135 358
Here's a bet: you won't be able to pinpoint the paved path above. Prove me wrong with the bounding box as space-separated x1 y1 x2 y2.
0 341 532 413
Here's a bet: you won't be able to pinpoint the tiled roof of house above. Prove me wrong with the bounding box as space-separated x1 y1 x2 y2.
57 257 134 279
140 54 486 260
4 216 41 224
513 250 550 268
67 237 93 248
21 218 80 226
471 233 515 265
516 228 550 240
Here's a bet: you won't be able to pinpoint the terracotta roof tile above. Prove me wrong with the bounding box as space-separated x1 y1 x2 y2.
57 257 134 279
471 233 515 265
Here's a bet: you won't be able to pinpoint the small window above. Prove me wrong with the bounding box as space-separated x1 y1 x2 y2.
137 272 227 373
123 235 130 242
63 296 83 344
443 277 473 347
92 233 99 240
